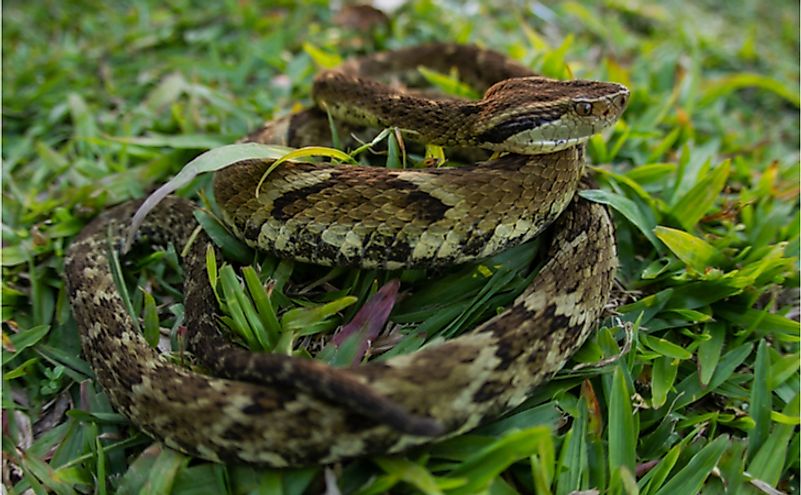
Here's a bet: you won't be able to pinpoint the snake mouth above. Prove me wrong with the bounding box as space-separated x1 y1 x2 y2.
486 134 592 154
516 135 591 153
477 117 601 154
475 105 621 154
475 112 562 145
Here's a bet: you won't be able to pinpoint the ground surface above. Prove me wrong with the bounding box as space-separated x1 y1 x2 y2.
2 1 799 494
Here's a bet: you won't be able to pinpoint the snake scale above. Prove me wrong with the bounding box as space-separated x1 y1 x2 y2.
65 43 628 466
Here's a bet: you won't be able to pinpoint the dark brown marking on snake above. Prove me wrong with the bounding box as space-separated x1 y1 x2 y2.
271 180 339 221
343 410 378 432
459 104 481 116
460 229 498 257
222 422 253 442
364 232 413 263
486 304 533 370
541 303 572 332
381 174 417 189
312 232 350 262
400 190 449 223
476 113 560 144
243 219 263 243
472 379 507 402
242 399 268 415
561 277 583 296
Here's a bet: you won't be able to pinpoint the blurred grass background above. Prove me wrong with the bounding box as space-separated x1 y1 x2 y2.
2 1 799 494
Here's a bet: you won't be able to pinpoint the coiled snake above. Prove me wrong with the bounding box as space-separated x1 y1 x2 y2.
65 44 628 466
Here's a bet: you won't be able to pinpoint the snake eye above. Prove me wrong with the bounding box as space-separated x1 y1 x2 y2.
574 101 593 116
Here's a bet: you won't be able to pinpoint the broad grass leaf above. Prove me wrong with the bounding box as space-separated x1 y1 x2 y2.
579 189 660 248
205 245 220 304
417 67 480 99
141 72 186 113
427 435 498 462
387 129 403 169
768 352 800 389
651 356 678 409
242 267 281 349
640 334 692 360
672 343 753 410
445 427 552 495
108 238 139 333
171 464 229 495
625 163 677 189
697 322 725 386
608 365 637 476
117 445 175 495
529 429 556 494
716 306 800 342
373 458 445 495
651 435 729 495
540 34 574 79
2 324 50 362
3 357 39 379
34 344 94 380
670 141 720 205
218 265 260 349
141 290 159 348
68 93 98 154
556 400 587 495
653 226 721 271
475 403 558 436
302 42 342 68
281 296 358 333
747 340 772 459
106 134 228 149
748 394 800 485
193 209 252 264
699 73 800 108
647 128 681 162
618 289 672 324
1 245 29 266
14 448 82 495
140 447 188 495
669 159 730 230
639 441 682 495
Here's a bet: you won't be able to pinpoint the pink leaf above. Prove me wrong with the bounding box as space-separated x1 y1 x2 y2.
333 280 400 365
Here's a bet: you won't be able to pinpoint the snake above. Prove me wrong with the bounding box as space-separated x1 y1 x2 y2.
64 43 628 466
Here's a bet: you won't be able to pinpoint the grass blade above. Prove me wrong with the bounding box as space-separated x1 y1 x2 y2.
651 435 729 495
654 226 722 271
608 365 637 486
748 393 799 485
747 340 772 459
697 322 725 386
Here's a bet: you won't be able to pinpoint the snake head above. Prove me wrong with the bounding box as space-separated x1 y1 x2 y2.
476 76 630 154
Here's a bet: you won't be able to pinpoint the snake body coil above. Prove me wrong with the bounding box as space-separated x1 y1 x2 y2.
65 44 627 466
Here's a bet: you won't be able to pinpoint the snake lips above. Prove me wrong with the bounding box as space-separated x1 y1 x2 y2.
475 77 630 153
66 43 627 466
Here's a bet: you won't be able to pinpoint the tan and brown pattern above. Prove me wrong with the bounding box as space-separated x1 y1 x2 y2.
65 43 627 466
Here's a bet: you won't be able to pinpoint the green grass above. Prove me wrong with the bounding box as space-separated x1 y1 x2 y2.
2 1 799 494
